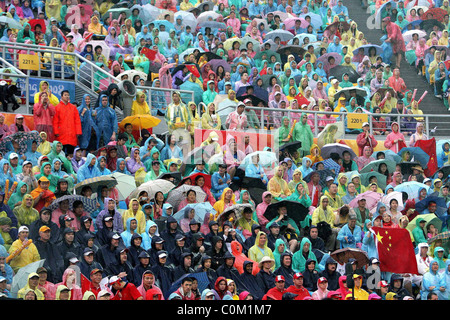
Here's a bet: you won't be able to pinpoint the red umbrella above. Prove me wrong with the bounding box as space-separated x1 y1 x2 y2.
187 172 212 189
28 19 46 34
330 248 370 269
423 7 447 22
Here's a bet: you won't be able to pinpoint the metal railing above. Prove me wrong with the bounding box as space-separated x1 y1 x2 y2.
135 85 196 115
0 56 30 113
241 106 447 138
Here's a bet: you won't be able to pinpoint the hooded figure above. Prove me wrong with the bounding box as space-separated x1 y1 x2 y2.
76 153 101 182
239 260 265 300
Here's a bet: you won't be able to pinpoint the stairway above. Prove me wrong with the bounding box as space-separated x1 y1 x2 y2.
347 0 450 137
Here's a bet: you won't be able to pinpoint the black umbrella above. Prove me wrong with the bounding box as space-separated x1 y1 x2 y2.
279 141 302 155
170 63 201 78
276 45 306 58
197 51 223 63
399 161 421 176
260 74 282 90
371 87 396 99
303 169 336 189
420 19 445 33
241 176 268 206
433 165 450 180
157 171 183 186
263 200 309 225
237 93 268 107
328 65 360 83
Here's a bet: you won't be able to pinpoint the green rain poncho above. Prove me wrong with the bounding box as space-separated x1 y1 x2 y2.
35 161 60 192
277 116 292 146
47 140 74 175
13 194 40 227
292 237 318 272
292 113 314 156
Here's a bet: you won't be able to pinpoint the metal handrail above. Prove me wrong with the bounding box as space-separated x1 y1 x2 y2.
0 56 30 113
135 85 196 113
0 41 63 52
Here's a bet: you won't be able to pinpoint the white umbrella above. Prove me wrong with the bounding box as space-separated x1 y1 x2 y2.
321 143 357 160
381 191 405 211
0 15 24 29
11 259 45 298
167 185 206 211
132 178 176 200
174 11 198 31
402 30 427 43
264 29 295 42
197 11 221 24
317 122 345 149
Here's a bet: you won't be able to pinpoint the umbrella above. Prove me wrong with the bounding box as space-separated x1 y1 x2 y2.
48 195 98 213
183 145 216 164
420 19 445 33
217 203 254 223
170 63 201 79
423 7 447 22
398 147 430 168
87 40 110 61
294 33 318 45
260 74 282 90
28 19 46 34
10 259 45 298
156 9 174 22
173 202 215 223
317 122 345 149
407 214 443 234
174 11 198 30
264 29 295 42
333 87 367 101
239 151 278 169
167 185 206 211
276 45 306 58
152 19 175 31
415 196 448 215
402 30 427 43
236 93 268 107
157 171 183 186
401 19 423 32
375 0 398 26
394 181 430 200
263 200 309 225
433 165 450 180
330 248 370 269
131 179 176 200
119 115 161 136
328 65 360 83
0 130 41 155
108 172 136 201
199 21 226 30
207 59 231 74
260 39 278 52
321 143 357 160
303 169 336 189
268 11 290 20
186 172 212 189
241 176 268 206
193 1 214 13
284 17 310 30
0 15 24 29
74 176 117 195
312 159 341 173
279 141 302 154
361 172 387 190
360 159 397 174
325 20 351 33
317 52 343 69
299 12 322 30
239 36 262 52
197 11 221 24
349 191 383 212
253 18 270 31
103 8 131 21
254 49 281 63
427 230 450 245
352 44 383 57
372 150 402 163
381 191 405 211
223 37 242 52
424 46 450 58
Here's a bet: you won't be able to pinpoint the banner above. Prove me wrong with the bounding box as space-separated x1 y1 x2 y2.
16 77 76 103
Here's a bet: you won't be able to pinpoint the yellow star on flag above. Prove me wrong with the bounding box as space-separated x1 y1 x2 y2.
376 232 383 244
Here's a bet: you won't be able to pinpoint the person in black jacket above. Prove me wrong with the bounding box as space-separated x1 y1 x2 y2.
302 258 320 292
205 235 226 270
184 218 203 248
151 250 174 299
34 225 64 283
239 260 265 300
307 225 326 263
96 232 122 268
28 207 60 244
244 224 261 253
105 247 134 284
168 234 189 268
187 232 206 269
132 251 153 287
96 214 116 247
216 251 247 294
267 222 290 253
388 273 411 300
255 256 276 294
160 216 184 253
148 235 166 266
57 227 83 269
127 233 146 267
173 252 195 282
274 252 295 287
319 257 341 291
203 220 221 249
195 255 217 289
75 216 95 246
79 247 104 279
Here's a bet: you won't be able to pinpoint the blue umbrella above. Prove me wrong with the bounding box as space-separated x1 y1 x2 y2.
375 0 397 26
299 12 322 30
352 44 383 57
312 159 341 173
372 150 402 163
402 19 423 32
172 202 216 223
394 181 430 200
152 20 175 31
360 159 397 174
167 272 211 296
415 196 448 216
397 147 430 168
180 81 204 105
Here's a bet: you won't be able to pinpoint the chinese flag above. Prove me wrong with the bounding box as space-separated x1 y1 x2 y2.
80 273 91 295
372 227 419 274
185 64 201 78
141 47 157 61
295 92 310 107
415 138 437 177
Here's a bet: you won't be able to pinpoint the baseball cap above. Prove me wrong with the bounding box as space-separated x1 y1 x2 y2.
69 256 79 264
9 153 18 160
83 248 94 256
326 176 334 182
18 226 29 233
112 233 121 240
64 215 74 221
36 267 47 274
22 160 32 167
362 122 369 127
97 290 111 298
318 277 328 284
379 280 389 287
293 272 303 279
104 216 113 222
423 178 432 184
275 275 285 282
90 268 103 276
353 274 363 279
158 250 168 258
39 225 51 233
109 276 121 285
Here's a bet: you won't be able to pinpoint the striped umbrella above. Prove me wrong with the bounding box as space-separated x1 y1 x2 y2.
74 176 117 195
48 195 98 214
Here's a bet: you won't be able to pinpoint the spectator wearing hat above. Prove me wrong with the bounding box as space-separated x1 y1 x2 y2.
350 274 369 300
286 272 311 300
57 226 83 269
109 275 143 300
9 114 30 134
151 250 173 299
312 277 329 300
96 231 123 269
36 267 57 300
211 164 231 200
225 102 248 130
0 217 17 251
106 247 134 285
255 255 276 294
132 251 153 287
97 289 112 300
265 275 287 300
34 225 64 283
319 257 341 291
17 272 45 300
8 226 40 273
28 207 59 244
0 276 11 298
79 247 104 279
